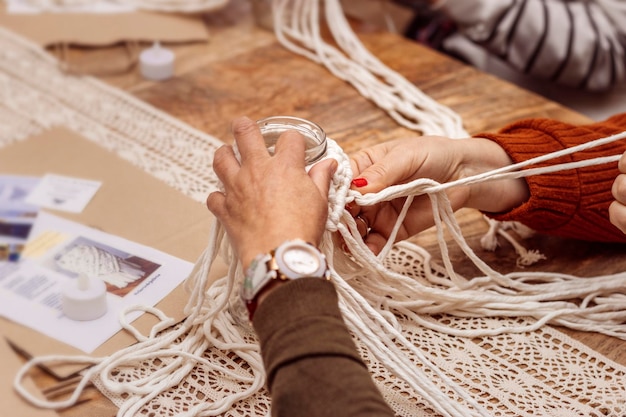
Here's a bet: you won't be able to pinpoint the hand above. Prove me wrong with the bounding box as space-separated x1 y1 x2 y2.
609 151 626 234
206 117 338 268
349 136 529 253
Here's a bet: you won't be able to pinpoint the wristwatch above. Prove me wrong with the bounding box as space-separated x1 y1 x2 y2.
241 239 330 320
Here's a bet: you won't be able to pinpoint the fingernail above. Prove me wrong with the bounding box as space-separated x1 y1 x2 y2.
352 178 368 188
345 203 353 211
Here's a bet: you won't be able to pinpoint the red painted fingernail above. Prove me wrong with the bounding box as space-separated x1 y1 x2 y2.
352 178 368 188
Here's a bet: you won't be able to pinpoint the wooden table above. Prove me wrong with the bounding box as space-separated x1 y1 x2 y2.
20 0 626 415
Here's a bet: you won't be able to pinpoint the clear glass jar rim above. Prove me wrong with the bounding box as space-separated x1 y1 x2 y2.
256 116 326 142
256 116 327 164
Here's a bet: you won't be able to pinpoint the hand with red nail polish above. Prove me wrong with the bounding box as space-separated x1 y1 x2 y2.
348 136 528 254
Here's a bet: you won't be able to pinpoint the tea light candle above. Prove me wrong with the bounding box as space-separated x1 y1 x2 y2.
62 273 108 321
139 42 175 81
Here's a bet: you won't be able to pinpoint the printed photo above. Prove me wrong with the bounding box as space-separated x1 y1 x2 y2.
42 236 162 297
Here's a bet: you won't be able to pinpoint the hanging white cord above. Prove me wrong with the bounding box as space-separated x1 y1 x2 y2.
272 0 468 138
10 1 626 414
14 221 266 416
340 128 626 336
332 268 491 417
356 130 626 205
14 131 626 416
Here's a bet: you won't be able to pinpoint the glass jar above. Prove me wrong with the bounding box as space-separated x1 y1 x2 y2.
256 116 328 165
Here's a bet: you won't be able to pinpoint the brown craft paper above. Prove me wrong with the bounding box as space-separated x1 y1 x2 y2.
0 10 210 47
0 127 228 381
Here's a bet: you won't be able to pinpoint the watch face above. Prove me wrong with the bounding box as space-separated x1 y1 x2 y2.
275 240 326 279
283 247 321 275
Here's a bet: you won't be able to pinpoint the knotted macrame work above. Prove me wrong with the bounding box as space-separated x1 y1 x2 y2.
2 6 626 417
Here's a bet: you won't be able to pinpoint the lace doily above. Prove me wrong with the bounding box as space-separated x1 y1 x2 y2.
89 241 626 417
2 23 625 417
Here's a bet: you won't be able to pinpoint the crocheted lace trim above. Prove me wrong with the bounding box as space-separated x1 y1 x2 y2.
0 26 222 203
90 241 626 417
2 25 625 417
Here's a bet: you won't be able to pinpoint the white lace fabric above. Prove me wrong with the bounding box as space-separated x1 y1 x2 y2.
88 240 626 417
2 20 626 417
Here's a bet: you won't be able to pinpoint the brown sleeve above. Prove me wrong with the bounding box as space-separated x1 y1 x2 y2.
252 278 395 417
475 113 626 243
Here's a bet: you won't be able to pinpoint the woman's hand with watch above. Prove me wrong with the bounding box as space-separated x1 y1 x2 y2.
206 116 338 270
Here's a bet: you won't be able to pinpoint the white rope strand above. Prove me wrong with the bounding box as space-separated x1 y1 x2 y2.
14 108 626 417
10 1 626 415
272 0 468 138
353 129 626 206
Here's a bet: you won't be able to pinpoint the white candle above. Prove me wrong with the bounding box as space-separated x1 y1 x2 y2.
61 274 108 321
139 41 175 81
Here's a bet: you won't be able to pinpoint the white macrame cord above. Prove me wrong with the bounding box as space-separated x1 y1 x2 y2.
272 0 468 138
14 130 626 417
6 0 626 416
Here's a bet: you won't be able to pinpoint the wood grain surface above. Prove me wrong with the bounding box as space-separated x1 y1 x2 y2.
133 29 589 151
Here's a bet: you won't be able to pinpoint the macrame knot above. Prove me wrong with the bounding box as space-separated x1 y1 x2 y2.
324 138 353 232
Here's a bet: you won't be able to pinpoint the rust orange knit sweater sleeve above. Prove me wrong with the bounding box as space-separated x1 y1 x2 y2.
475 113 626 243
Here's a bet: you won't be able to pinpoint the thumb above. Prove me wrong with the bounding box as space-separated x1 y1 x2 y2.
351 161 400 194
206 191 227 221
309 158 338 199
